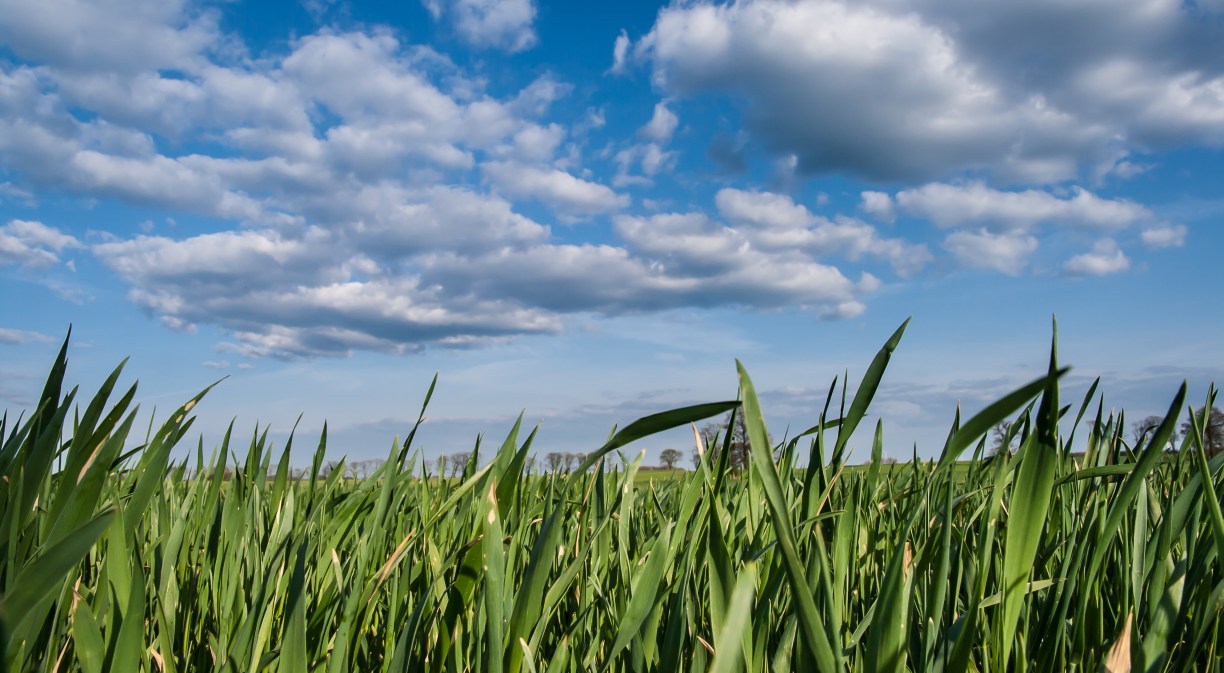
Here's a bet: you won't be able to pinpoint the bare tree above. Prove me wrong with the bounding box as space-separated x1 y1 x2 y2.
546 452 564 473
350 459 384 480
659 448 683 470
449 453 471 478
693 410 759 471
1132 415 1166 447
319 461 343 479
1183 406 1224 455
990 421 1016 455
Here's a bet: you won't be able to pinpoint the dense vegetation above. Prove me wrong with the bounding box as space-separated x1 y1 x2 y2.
2 320 1222 672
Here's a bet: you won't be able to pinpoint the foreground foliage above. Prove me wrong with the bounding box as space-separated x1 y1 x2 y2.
2 321 1222 672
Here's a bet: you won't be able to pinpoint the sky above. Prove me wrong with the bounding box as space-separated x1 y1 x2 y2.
1 0 1222 469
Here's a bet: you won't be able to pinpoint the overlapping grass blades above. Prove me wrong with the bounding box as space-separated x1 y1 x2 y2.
1 322 1221 672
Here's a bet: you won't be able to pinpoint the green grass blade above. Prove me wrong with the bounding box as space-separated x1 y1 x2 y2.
709 562 757 673
738 360 841 671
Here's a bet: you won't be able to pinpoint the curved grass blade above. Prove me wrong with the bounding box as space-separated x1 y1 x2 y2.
832 318 909 466
568 401 739 486
738 361 841 671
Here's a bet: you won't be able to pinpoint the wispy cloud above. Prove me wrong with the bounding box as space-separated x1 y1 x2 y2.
424 0 538 53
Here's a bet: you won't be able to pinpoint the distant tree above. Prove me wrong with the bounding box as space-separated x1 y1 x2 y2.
319 461 342 479
351 459 384 480
569 453 590 472
449 453 471 478
990 421 1016 455
1132 415 1167 447
693 409 760 471
659 448 683 470
1182 406 1224 455
546 452 564 473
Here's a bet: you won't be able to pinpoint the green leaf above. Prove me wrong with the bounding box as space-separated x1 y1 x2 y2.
2 508 117 635
709 562 757 673
568 401 740 484
832 317 909 465
738 361 842 672
280 539 310 673
606 525 673 663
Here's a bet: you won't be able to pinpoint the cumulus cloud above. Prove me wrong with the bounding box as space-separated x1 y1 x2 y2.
1063 239 1130 276
93 227 563 358
894 182 1154 231
613 143 675 187
860 181 1180 276
5 0 1188 360
640 101 679 144
1141 224 1188 248
428 237 863 313
860 191 895 222
0 28 571 226
0 220 81 268
714 189 931 276
943 229 1039 275
483 161 629 218
424 0 538 52
638 0 1224 182
0 0 218 74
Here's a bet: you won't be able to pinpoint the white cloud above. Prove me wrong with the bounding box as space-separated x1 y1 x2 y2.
943 229 1039 275
495 123 565 162
639 0 1103 182
8 0 1196 360
94 227 563 358
1063 238 1130 276
0 220 81 268
714 188 931 276
1111 160 1152 180
0 327 55 345
0 0 218 74
483 161 629 218
609 30 631 75
425 0 538 53
613 143 675 186
67 152 276 222
859 191 894 222
0 28 572 228
1141 224 1187 248
202 360 230 370
0 182 34 204
821 301 866 320
427 238 862 313
894 182 1154 231
640 101 679 144
639 0 1224 182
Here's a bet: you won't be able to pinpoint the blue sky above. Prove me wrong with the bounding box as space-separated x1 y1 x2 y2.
1 0 1221 467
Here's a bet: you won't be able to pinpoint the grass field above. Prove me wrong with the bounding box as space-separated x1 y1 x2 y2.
2 320 1221 672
